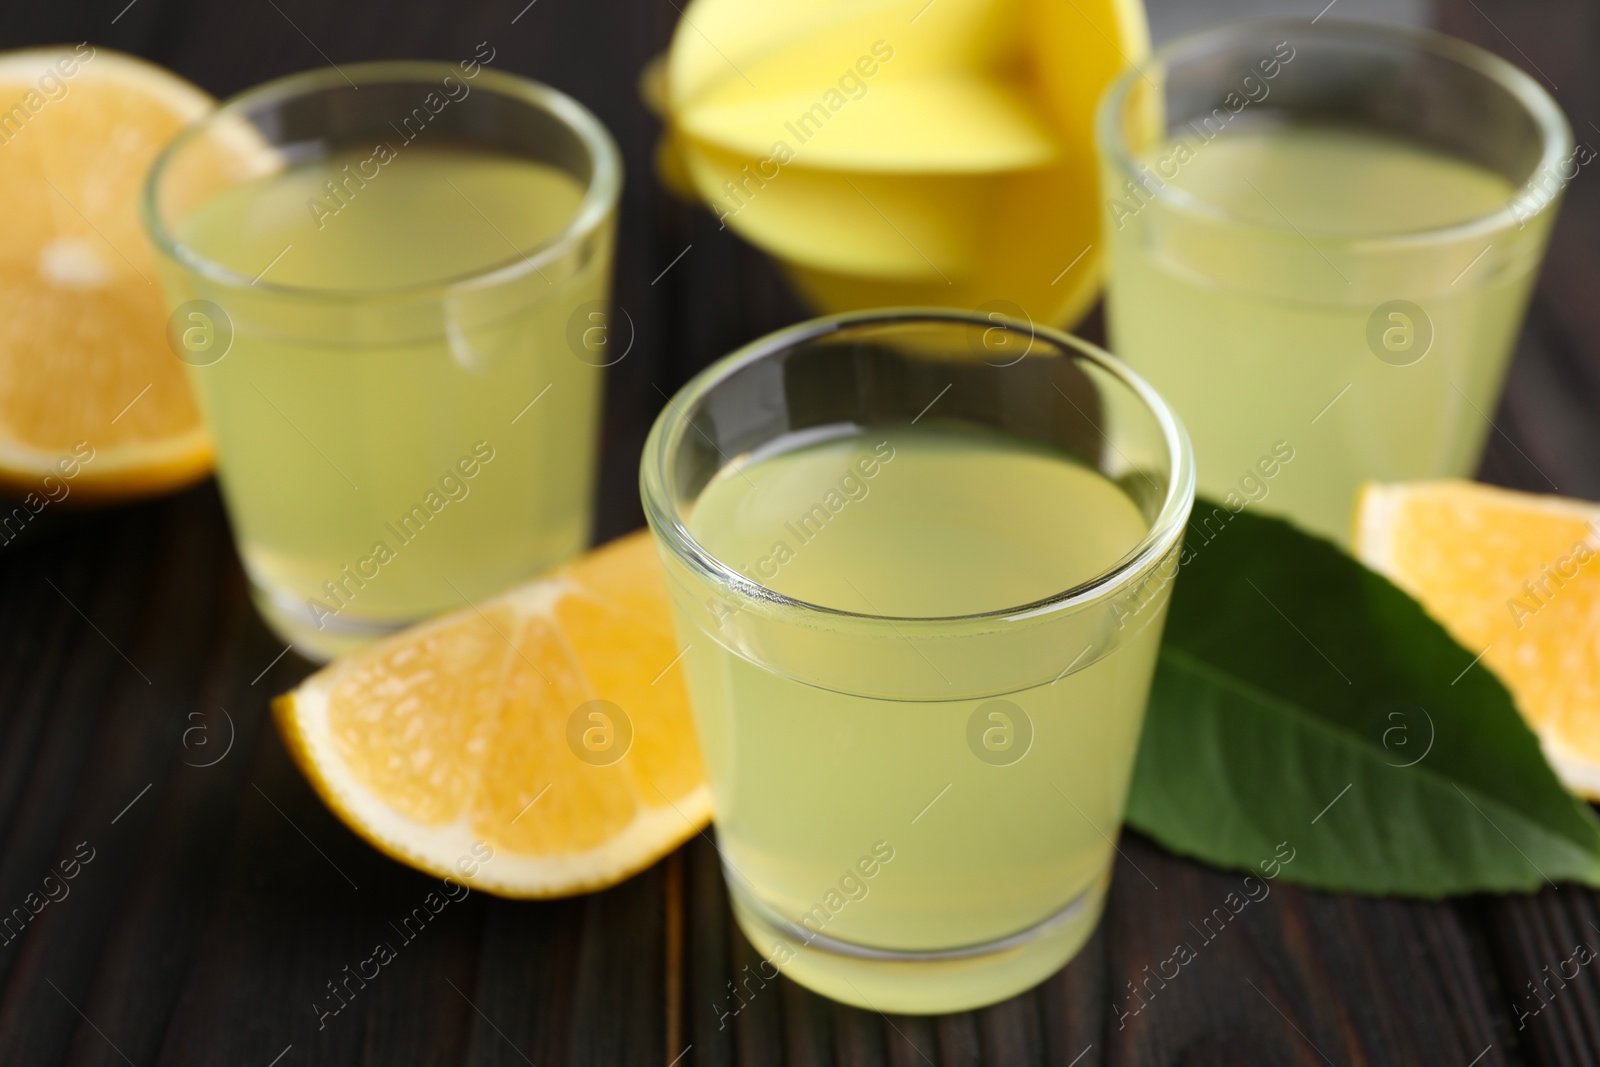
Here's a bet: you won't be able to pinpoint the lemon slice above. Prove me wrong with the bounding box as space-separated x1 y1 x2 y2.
0 46 214 503
1354 480 1600 797
275 531 711 898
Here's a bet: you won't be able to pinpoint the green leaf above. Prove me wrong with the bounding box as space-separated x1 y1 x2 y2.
1126 499 1600 897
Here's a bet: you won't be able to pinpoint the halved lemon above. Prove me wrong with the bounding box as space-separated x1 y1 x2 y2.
653 0 1149 325
1354 480 1600 797
274 531 711 898
0 47 213 502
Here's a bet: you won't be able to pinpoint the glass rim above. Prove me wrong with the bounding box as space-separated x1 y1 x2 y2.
640 308 1196 627
140 60 622 301
1095 17 1575 246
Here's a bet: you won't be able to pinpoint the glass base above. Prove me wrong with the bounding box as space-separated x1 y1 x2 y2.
725 869 1108 1014
248 581 420 664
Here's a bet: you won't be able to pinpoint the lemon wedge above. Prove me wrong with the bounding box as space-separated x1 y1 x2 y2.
275 532 711 898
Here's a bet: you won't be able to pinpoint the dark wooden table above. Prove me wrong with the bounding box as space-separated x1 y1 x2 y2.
2 0 1599 1063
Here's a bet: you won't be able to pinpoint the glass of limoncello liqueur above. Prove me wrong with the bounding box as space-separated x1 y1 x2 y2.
1097 21 1571 545
641 310 1195 1012
143 62 619 660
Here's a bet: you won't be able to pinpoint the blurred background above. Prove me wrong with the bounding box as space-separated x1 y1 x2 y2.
1147 0 1425 38
2 0 1574 556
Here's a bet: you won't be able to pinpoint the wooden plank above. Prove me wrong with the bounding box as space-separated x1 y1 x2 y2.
0 496 223 1065
1105 834 1510 1066
782 976 834 1067
151 725 413 1065
463 897 583 1067
687 833 737 1067
830 1000 888 1067
884 1013 939 1067
1481 888 1600 1066
1036 925 1106 1067
935 1013 983 1067
569 864 669 1066
1434 0 1600 504
728 905 786 1065
55 500 300 1067
0 534 98 862
977 992 1045 1067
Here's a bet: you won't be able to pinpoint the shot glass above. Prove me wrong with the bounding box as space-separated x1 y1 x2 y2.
143 62 620 660
640 310 1194 1013
1097 20 1571 544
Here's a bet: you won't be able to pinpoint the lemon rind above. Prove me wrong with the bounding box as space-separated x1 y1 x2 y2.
279 678 712 899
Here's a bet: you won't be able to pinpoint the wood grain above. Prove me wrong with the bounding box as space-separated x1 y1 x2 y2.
0 0 1594 1062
